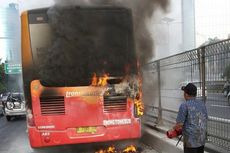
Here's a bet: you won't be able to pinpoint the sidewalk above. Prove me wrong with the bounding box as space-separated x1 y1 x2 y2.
141 124 213 153
141 124 183 153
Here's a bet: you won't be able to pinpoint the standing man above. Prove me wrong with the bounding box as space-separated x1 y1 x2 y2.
174 83 208 153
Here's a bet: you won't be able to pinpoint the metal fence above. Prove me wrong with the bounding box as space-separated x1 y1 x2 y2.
142 39 230 151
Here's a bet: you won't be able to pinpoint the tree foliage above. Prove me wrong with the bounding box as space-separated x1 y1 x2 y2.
0 63 7 93
200 37 221 46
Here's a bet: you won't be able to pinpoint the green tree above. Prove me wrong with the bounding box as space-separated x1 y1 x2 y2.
0 62 7 92
200 37 221 46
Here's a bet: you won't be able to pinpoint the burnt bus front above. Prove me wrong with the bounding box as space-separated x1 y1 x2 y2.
21 6 142 148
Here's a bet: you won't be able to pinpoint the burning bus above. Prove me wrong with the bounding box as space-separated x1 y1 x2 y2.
21 6 143 148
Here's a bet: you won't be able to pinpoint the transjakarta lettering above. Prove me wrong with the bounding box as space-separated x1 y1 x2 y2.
103 119 131 126
66 91 81 97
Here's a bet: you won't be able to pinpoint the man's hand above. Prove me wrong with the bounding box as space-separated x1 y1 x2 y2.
173 123 183 131
167 123 183 138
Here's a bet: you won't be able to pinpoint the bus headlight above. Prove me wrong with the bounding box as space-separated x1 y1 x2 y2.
6 101 14 110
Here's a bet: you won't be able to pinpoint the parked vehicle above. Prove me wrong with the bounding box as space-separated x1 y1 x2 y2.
0 93 10 116
223 81 230 97
2 92 26 121
227 92 230 105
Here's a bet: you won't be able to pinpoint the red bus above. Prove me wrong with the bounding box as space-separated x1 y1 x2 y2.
21 6 143 148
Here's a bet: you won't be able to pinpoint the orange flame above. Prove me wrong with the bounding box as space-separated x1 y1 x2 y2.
134 98 144 116
91 73 98 86
91 73 109 86
95 146 116 153
95 150 105 153
107 146 116 153
123 61 144 117
95 145 137 153
123 145 137 153
98 73 109 86
135 63 144 116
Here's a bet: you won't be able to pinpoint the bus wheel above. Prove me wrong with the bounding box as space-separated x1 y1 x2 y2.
6 116 11 121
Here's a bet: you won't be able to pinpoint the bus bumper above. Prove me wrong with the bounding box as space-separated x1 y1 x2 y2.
28 121 141 148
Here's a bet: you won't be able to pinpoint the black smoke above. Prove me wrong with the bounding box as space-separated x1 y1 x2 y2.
54 0 169 64
38 0 169 87
38 6 137 87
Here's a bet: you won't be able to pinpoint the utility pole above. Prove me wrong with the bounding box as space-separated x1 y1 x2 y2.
161 17 175 53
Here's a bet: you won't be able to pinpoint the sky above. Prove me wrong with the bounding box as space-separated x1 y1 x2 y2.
195 0 230 46
0 0 54 12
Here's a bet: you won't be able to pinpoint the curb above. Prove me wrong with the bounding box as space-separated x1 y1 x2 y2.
141 124 183 153
142 124 216 153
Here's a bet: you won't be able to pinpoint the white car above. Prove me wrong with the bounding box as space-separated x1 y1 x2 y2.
2 93 26 121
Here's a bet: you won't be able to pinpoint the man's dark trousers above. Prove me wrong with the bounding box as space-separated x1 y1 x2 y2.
184 145 204 153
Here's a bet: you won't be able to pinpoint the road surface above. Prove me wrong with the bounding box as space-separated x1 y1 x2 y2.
206 93 230 119
0 116 158 153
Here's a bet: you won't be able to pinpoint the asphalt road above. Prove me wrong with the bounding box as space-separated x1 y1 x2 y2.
206 93 230 119
0 116 158 153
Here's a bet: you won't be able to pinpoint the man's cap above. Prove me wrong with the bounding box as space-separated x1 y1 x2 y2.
181 83 197 96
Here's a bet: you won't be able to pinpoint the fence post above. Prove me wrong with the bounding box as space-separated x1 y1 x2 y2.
200 47 206 102
156 60 163 125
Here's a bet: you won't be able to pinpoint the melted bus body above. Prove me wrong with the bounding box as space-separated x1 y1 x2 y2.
21 6 142 148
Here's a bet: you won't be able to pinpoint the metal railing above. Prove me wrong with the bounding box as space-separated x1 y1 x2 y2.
142 39 230 151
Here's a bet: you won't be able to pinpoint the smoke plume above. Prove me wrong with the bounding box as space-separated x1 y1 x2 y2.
39 5 137 86
38 0 169 87
54 0 169 64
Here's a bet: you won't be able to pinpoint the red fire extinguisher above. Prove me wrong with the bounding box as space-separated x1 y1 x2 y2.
166 128 182 138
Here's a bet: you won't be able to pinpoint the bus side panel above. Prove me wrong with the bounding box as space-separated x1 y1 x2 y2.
28 127 43 148
21 11 33 109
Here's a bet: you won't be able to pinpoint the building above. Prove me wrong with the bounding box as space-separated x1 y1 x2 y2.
0 3 22 92
0 3 20 63
182 0 196 50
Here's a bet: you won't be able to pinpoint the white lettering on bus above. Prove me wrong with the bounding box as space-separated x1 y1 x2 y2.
41 132 50 136
103 119 131 126
38 125 55 129
66 91 81 97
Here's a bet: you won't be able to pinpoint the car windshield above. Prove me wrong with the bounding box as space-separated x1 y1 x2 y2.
2 96 8 101
8 93 24 102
